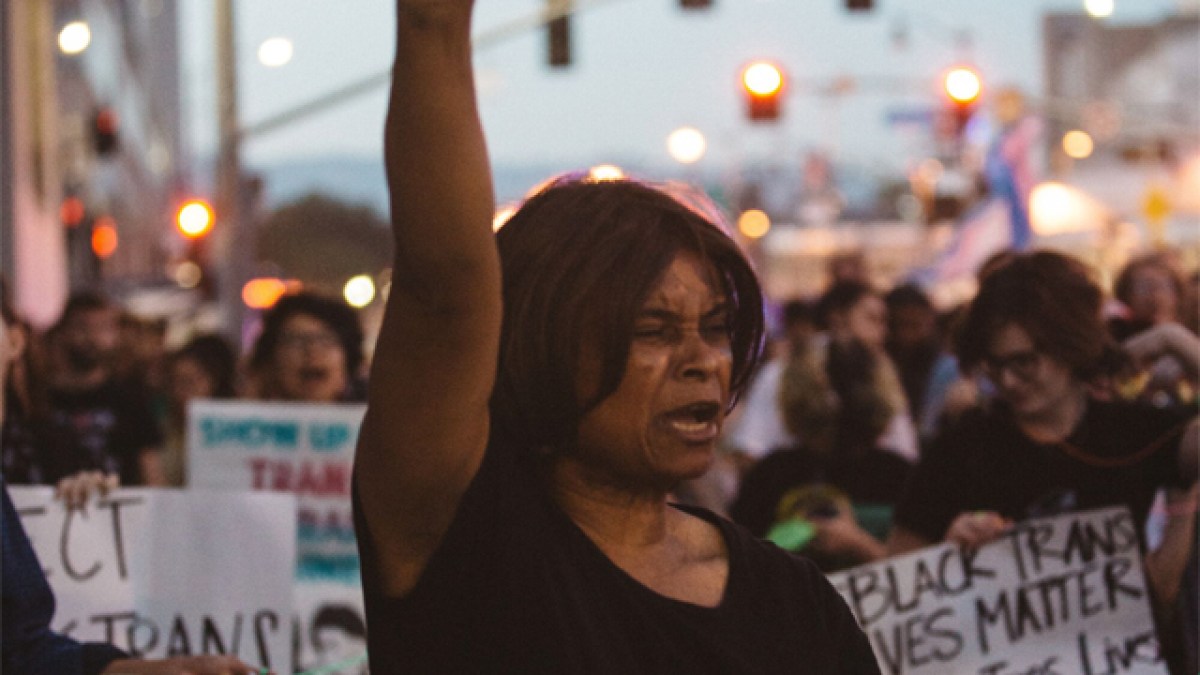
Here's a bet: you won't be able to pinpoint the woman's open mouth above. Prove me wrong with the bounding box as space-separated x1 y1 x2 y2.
662 401 721 443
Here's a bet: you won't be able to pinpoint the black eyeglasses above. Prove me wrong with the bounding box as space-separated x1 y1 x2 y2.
983 350 1042 382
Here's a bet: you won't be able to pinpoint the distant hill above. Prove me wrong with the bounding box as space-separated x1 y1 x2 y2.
255 156 666 217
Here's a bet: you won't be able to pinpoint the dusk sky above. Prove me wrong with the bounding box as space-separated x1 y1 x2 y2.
181 0 1187 179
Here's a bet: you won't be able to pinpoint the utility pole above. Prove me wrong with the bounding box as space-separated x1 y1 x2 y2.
214 0 247 343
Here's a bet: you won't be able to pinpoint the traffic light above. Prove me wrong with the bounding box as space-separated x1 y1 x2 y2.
546 0 571 67
680 0 713 8
92 107 119 156
175 198 216 295
942 66 982 136
845 0 873 11
177 198 215 239
741 61 785 121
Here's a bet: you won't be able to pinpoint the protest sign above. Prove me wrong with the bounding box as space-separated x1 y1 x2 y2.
11 487 296 672
187 400 365 582
829 506 1164 674
187 400 369 673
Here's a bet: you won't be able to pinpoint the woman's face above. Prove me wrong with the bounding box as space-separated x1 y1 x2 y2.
1125 266 1178 324
984 323 1078 423
272 313 348 402
834 293 887 350
169 356 216 407
570 252 733 491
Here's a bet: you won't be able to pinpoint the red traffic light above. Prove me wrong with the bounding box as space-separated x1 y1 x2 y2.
177 199 214 239
741 61 785 121
943 67 981 105
93 107 119 156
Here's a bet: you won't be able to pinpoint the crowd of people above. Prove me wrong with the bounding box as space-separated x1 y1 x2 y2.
4 2 1199 673
3 164 1198 675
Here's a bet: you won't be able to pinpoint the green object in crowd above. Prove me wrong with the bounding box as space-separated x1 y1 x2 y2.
766 517 816 551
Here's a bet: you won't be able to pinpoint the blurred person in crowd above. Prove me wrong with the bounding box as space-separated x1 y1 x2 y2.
730 281 913 571
2 312 51 485
41 293 164 486
248 293 366 403
159 335 238 486
1109 252 1196 408
1 279 263 675
884 284 960 444
887 251 1197 672
352 3 879 672
826 250 869 287
114 313 169 393
307 604 368 675
1111 251 1189 338
722 299 816 470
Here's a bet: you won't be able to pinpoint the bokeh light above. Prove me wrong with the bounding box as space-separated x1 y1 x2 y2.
1085 0 1114 19
257 37 294 67
737 209 771 239
667 127 707 165
58 22 91 55
1062 130 1095 159
91 217 118 258
344 275 377 308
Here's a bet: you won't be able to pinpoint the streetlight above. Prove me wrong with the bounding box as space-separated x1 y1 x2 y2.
58 21 91 55
1084 0 1114 19
667 127 707 165
257 37 294 67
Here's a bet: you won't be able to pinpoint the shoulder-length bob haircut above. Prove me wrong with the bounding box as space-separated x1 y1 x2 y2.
490 176 765 453
956 250 1108 379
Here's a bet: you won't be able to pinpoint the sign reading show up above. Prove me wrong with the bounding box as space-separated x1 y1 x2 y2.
829 506 1163 675
11 487 297 673
187 400 366 582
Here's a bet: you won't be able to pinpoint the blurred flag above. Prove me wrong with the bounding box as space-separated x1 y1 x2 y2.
912 116 1041 291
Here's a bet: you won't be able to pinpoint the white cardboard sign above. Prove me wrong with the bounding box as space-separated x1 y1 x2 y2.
829 506 1164 675
11 487 297 673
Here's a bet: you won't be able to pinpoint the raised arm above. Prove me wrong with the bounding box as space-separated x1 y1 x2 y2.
355 0 501 596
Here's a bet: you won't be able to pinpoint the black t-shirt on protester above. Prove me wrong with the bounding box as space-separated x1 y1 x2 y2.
354 438 882 674
43 380 163 485
893 398 1195 547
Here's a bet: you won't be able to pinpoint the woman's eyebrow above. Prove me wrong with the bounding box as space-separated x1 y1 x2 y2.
636 302 730 320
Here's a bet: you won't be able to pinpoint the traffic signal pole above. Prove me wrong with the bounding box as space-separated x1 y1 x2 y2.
214 0 248 343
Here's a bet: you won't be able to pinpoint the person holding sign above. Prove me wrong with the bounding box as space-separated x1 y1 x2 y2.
886 251 1198 668
0 280 265 675
351 2 880 673
888 251 1197 551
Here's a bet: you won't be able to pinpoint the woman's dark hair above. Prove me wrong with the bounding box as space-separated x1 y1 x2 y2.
171 334 238 399
815 280 875 331
491 177 765 453
956 250 1109 379
250 292 365 377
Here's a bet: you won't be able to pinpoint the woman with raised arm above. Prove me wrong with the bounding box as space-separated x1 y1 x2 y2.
352 2 880 673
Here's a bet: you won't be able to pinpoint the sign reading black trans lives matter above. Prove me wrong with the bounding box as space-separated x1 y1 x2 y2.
828 507 1163 675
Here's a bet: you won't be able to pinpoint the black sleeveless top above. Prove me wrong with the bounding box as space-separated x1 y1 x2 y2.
353 439 881 674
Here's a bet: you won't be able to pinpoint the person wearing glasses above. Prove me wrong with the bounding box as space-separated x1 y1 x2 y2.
887 250 1197 555
247 293 366 403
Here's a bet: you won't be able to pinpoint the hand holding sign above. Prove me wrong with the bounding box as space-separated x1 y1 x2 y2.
945 511 1012 551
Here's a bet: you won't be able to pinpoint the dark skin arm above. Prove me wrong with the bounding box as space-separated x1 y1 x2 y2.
354 0 501 597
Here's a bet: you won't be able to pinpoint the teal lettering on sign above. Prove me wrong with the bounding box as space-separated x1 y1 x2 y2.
200 418 300 449
309 423 352 452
